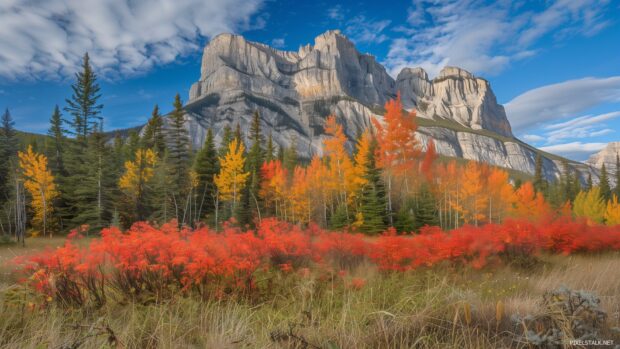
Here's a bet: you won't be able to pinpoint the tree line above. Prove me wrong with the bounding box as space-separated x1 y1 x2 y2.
1 54 620 240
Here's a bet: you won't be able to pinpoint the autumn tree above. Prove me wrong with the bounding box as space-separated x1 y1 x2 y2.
18 146 59 237
605 195 620 226
512 181 551 221
215 139 250 220
119 148 157 222
573 186 606 225
615 154 620 198
372 95 419 224
459 161 487 226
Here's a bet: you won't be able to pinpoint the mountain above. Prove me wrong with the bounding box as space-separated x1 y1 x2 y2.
587 142 620 177
173 30 593 181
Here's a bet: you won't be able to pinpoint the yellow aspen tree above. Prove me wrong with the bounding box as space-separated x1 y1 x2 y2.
324 116 358 218
573 187 606 225
18 145 58 237
214 139 250 215
459 161 487 226
119 148 157 221
604 195 620 226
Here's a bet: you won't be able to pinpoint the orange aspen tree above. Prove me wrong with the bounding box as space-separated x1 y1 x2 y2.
215 139 250 217
372 94 420 223
289 166 311 224
18 145 59 237
260 160 288 219
486 168 515 224
512 181 551 221
420 140 437 182
324 116 358 219
459 161 487 226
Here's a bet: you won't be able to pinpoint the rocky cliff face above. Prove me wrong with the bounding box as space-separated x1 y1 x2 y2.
587 143 620 174
173 30 590 181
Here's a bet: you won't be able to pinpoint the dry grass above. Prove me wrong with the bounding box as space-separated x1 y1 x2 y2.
1 240 620 348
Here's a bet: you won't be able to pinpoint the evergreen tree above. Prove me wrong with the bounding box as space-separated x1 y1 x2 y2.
64 53 103 146
357 136 387 234
394 198 416 233
600 164 612 201
586 173 593 191
219 125 233 158
283 138 298 173
234 123 243 143
571 170 582 199
166 94 191 222
46 106 66 175
46 106 68 231
239 111 265 225
62 53 105 231
0 109 18 201
193 129 220 220
330 204 350 230
265 133 275 163
533 153 546 193
413 183 439 231
125 131 140 161
142 105 166 155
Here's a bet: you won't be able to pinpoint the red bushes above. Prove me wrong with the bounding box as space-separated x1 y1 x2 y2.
15 218 620 304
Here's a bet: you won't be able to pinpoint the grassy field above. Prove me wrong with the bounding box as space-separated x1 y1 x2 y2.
1 237 619 348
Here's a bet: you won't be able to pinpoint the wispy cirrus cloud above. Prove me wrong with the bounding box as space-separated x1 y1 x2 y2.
325 6 391 45
505 76 620 132
539 142 608 160
0 0 265 80
385 0 612 77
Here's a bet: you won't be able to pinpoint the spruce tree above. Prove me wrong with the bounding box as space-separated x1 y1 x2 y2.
47 106 66 175
599 164 611 201
265 133 275 163
571 170 582 199
64 53 103 147
394 199 416 233
586 173 593 191
330 204 350 230
357 136 387 234
166 94 191 223
234 123 243 143
240 111 265 225
193 129 220 220
142 105 166 155
283 138 298 173
62 53 105 230
413 183 439 231
0 109 17 201
533 153 546 193
125 131 140 161
219 125 233 158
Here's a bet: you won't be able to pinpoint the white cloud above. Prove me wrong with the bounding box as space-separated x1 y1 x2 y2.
0 0 264 80
385 0 612 78
271 38 285 48
539 142 608 160
344 16 391 45
505 77 620 131
327 5 344 21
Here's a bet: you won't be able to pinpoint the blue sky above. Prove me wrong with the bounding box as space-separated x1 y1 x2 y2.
0 0 619 161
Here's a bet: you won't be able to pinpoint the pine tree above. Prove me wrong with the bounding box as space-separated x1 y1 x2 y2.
64 53 103 146
283 138 298 173
600 164 612 201
356 136 387 234
219 125 233 158
265 133 275 163
47 106 66 175
330 204 350 230
125 131 140 161
142 105 166 155
234 123 243 143
166 94 191 222
0 109 18 201
413 183 439 231
533 153 546 193
394 198 416 233
586 173 593 191
240 111 265 225
193 129 220 220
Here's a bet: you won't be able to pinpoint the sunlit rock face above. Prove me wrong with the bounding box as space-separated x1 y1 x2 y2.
165 30 590 181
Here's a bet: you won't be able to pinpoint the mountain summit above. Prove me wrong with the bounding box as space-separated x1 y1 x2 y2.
177 30 592 181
